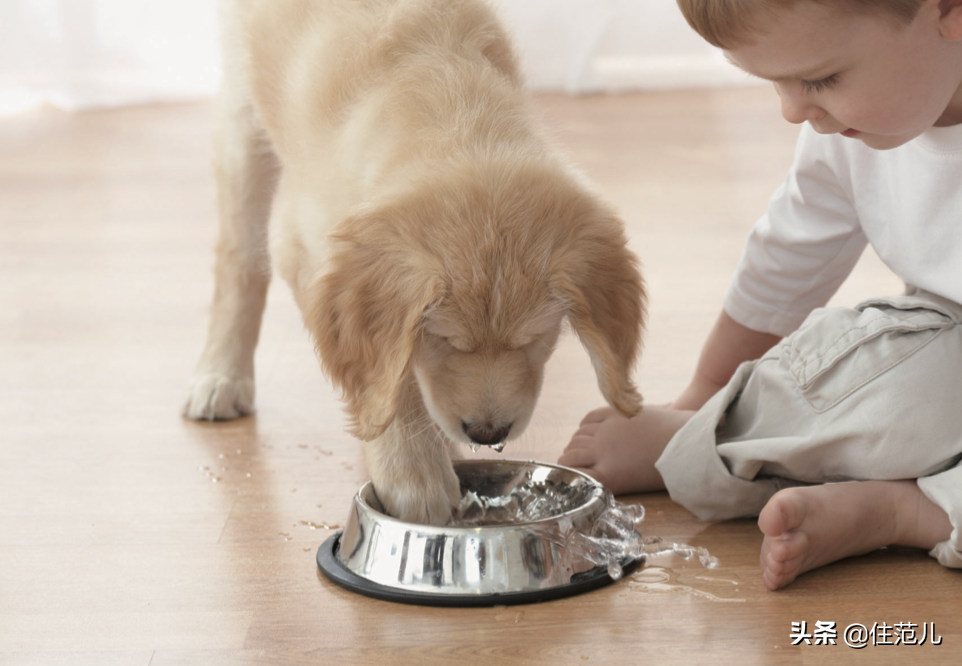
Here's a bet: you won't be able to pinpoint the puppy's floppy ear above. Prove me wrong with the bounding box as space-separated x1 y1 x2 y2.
551 208 646 418
305 217 444 441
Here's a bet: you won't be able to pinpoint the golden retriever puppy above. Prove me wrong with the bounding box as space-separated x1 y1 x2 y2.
184 0 646 525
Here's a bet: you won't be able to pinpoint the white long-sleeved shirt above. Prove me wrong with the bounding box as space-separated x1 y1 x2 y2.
724 121 962 337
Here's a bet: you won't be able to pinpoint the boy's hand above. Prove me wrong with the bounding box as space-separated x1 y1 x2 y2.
673 309 782 412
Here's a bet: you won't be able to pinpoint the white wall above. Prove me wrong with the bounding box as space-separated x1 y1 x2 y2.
0 0 753 116
0 0 220 115
491 0 753 92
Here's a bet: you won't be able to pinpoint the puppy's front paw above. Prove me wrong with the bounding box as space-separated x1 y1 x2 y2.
374 464 461 526
182 373 255 421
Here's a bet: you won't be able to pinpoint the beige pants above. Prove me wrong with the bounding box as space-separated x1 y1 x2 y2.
656 288 962 568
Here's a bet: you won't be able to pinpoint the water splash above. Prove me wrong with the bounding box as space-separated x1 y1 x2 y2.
449 478 718 581
567 500 721 580
563 497 648 580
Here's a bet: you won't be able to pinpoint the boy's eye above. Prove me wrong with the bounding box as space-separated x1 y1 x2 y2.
800 74 839 94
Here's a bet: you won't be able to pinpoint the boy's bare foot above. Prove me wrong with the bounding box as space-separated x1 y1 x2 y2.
757 480 952 590
558 405 694 495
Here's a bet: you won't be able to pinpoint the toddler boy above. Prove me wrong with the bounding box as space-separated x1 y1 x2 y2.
560 0 962 590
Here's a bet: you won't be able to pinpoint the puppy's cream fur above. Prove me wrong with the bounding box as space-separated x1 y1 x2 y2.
185 0 646 524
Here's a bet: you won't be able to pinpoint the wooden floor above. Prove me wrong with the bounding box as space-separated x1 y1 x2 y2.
1 88 957 665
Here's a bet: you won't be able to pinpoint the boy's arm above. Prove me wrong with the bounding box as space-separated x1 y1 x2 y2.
672 309 781 411
671 127 867 412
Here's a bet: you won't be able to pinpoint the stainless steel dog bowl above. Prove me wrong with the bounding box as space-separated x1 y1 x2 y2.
317 459 643 606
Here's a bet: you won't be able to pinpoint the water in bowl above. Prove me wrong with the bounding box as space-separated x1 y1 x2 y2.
452 476 598 525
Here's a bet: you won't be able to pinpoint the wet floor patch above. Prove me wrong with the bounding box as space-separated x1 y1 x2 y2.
626 565 746 603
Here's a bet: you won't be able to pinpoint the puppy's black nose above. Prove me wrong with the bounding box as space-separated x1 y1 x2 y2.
462 421 511 445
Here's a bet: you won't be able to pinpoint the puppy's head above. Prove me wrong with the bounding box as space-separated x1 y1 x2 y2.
307 161 645 444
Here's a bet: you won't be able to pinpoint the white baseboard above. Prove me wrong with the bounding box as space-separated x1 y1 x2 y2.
587 54 764 92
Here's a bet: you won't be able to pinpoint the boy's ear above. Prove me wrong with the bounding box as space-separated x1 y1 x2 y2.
937 0 962 41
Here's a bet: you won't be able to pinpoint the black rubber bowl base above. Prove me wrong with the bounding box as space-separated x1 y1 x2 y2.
317 531 642 607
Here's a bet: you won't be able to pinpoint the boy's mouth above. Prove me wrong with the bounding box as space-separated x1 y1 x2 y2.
840 128 861 138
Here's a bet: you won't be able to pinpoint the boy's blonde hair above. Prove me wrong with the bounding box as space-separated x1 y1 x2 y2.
676 0 925 48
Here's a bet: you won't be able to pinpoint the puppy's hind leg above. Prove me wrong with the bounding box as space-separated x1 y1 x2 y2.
183 79 279 421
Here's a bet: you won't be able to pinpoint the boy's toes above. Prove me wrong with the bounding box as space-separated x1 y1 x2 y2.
571 422 601 439
761 563 794 591
760 531 807 590
579 406 618 426
770 532 807 564
563 427 600 453
763 532 807 566
758 488 806 538
558 445 597 470
761 553 802 591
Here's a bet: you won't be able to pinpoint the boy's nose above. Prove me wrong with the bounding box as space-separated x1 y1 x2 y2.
776 84 823 125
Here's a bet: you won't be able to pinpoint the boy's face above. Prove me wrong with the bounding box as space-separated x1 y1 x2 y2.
725 0 962 150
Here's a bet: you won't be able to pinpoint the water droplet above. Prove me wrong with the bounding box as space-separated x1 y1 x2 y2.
490 441 506 454
470 443 479 453
607 560 623 580
299 520 340 530
695 575 739 585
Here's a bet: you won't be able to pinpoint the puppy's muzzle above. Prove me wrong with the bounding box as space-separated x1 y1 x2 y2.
462 421 512 446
